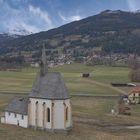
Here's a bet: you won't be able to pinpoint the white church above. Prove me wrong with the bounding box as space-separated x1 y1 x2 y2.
1 48 72 131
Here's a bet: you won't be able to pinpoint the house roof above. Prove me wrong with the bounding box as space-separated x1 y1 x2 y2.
29 72 70 100
128 87 140 95
5 97 28 115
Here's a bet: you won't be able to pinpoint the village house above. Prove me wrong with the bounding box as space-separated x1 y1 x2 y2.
1 48 72 131
128 87 140 104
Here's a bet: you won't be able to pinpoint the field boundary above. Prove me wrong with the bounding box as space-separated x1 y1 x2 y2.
0 91 119 98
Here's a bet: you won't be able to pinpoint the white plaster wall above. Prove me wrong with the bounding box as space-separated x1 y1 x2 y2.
29 98 52 129
53 100 64 129
4 112 28 128
53 99 72 129
129 93 140 98
29 98 72 130
65 99 72 128
129 93 140 103
1 117 5 123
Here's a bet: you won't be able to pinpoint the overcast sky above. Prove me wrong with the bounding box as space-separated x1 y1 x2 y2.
0 0 140 33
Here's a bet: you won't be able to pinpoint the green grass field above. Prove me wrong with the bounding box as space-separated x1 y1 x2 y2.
0 64 140 140
0 96 140 140
0 63 133 95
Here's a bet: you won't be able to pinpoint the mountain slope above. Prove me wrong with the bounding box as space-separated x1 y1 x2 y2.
1 10 140 55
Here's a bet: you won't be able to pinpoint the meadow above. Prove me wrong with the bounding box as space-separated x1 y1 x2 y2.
0 64 140 140
0 96 140 140
0 64 132 95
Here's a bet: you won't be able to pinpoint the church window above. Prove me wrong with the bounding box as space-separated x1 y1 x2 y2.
47 108 50 122
8 112 10 116
66 107 68 121
15 114 17 118
21 115 24 120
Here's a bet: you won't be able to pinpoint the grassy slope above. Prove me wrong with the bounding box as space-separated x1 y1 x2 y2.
0 68 37 92
0 64 140 140
51 64 130 95
0 96 140 140
0 64 132 95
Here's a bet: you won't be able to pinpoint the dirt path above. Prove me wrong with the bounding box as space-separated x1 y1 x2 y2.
74 117 140 130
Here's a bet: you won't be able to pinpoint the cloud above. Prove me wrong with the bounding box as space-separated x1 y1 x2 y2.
127 0 140 11
59 12 82 23
0 1 54 34
7 19 40 33
29 5 54 29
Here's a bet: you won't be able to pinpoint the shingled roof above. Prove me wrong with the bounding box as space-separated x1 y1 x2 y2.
29 72 70 99
29 47 69 100
5 97 28 115
128 87 140 95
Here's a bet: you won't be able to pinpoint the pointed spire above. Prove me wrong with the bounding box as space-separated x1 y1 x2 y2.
42 45 47 65
40 44 48 76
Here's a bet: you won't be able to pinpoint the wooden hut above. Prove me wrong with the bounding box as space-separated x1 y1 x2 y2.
82 73 90 78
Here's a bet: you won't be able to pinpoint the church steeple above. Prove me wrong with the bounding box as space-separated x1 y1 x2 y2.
40 45 48 76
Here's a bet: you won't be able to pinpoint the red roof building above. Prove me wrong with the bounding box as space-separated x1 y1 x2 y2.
128 87 140 104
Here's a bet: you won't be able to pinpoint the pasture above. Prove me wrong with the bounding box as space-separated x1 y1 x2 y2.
0 64 140 140
0 96 140 140
0 64 132 95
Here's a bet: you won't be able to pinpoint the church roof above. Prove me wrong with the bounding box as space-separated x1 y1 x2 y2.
5 97 28 115
29 72 70 100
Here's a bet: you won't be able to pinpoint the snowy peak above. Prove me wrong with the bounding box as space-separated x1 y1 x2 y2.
0 32 21 39
100 9 140 15
9 29 33 36
100 10 124 15
0 29 33 39
133 9 140 13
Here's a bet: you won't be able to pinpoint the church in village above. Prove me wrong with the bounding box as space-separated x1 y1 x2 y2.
1 48 72 131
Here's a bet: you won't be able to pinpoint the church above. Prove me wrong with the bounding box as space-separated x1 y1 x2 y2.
1 48 72 131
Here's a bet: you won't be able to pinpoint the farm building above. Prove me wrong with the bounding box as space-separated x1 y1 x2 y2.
128 87 140 104
1 48 72 131
82 73 90 78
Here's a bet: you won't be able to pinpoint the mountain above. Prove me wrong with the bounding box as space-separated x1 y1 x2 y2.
8 29 32 36
0 33 19 43
0 29 32 45
1 10 140 55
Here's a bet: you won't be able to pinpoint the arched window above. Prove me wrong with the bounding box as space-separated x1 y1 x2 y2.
47 108 50 122
35 101 39 126
66 107 68 121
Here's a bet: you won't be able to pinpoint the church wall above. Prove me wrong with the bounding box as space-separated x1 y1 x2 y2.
29 98 72 130
53 99 72 129
4 112 28 128
29 98 52 129
65 99 72 128
53 100 64 129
